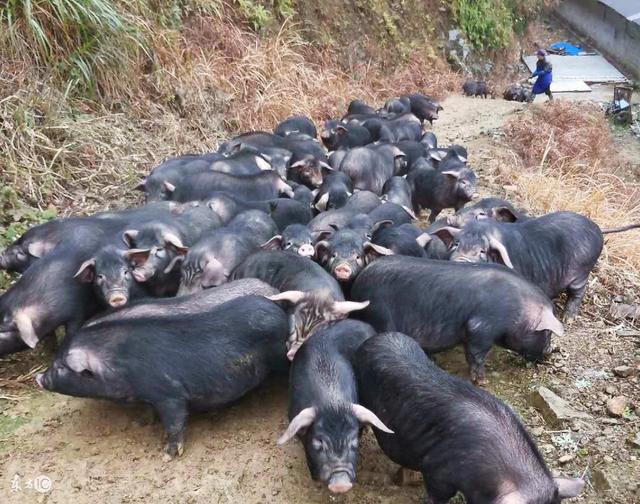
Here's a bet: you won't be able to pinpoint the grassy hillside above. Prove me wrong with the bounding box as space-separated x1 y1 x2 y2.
1 0 637 289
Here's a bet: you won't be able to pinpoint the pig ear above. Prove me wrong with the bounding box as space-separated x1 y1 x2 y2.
123 248 151 267
319 161 333 172
391 147 405 158
371 220 393 234
430 227 460 248
332 300 370 316
429 149 446 161
401 205 417 220
441 170 461 180
352 404 394 434
315 240 331 263
122 229 139 247
14 312 38 349
336 125 348 135
416 233 432 248
255 156 272 171
487 236 514 269
163 255 185 274
493 207 518 223
163 181 176 193
134 178 146 191
278 180 295 198
73 258 96 283
314 192 330 212
312 230 333 243
364 242 394 260
277 407 317 445
536 308 564 337
267 290 306 305
290 159 308 169
261 235 284 250
554 477 585 499
162 233 188 254
27 240 54 259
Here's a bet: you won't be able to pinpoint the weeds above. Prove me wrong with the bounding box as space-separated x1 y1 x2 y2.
451 0 550 49
236 0 271 31
0 0 147 97
495 102 640 286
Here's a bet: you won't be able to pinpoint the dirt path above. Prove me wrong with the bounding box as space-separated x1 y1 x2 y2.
1 96 639 504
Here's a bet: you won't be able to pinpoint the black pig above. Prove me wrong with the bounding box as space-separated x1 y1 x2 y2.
350 257 564 384
37 296 289 460
354 332 585 503
277 319 392 494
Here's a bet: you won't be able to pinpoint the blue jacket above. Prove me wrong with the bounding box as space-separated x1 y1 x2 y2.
532 59 553 93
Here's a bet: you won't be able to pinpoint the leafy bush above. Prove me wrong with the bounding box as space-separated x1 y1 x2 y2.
236 0 272 31
452 0 548 49
451 0 513 50
272 0 295 19
0 186 57 289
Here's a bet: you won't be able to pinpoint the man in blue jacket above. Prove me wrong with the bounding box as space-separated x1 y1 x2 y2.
530 49 553 101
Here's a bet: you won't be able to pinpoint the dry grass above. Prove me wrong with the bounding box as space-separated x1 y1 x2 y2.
0 10 461 214
495 102 640 292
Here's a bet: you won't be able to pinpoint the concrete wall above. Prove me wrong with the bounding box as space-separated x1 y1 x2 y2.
556 0 640 80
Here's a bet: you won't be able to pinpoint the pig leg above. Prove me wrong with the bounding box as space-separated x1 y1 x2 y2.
463 338 492 386
427 209 442 223
155 399 189 461
563 277 588 323
422 474 456 504
133 404 158 427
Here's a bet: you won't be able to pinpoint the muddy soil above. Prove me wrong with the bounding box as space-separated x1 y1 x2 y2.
1 96 639 504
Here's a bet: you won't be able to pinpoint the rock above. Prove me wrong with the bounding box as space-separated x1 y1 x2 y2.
610 303 640 319
529 387 591 427
531 427 544 437
614 365 638 378
603 455 614 463
393 467 422 487
606 396 629 417
558 454 575 464
592 468 612 492
629 432 640 449
605 385 617 395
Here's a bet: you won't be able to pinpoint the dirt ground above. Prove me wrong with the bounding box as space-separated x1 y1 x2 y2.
1 95 639 504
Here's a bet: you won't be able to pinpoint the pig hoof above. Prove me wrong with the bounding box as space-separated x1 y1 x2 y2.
472 376 489 387
163 441 184 461
562 313 576 325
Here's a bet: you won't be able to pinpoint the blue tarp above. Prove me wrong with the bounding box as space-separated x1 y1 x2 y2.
549 41 582 56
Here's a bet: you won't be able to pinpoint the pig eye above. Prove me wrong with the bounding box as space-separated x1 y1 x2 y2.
124 270 130 277
450 242 459 251
331 253 337 259
16 251 27 260
285 241 292 249
311 438 324 451
350 438 358 449
97 274 105 282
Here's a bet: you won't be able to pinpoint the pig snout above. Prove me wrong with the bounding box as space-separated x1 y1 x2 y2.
132 268 152 282
327 471 353 494
35 372 45 389
0 250 7 269
297 244 315 257
107 292 128 308
333 263 353 281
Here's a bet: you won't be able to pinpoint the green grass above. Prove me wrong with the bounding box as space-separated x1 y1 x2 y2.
0 0 149 98
451 0 547 50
